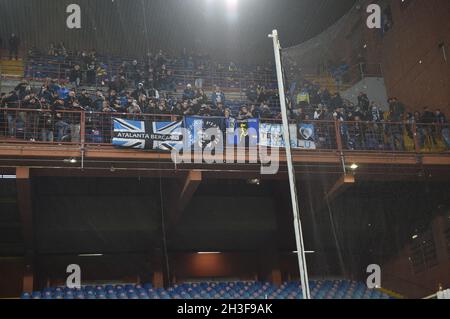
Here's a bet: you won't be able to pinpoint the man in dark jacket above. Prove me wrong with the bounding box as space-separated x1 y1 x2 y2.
78 89 93 109
132 83 147 100
14 81 31 100
9 33 20 60
388 97 405 122
69 65 83 88
435 109 450 148
358 92 370 114
420 107 435 123
418 107 437 147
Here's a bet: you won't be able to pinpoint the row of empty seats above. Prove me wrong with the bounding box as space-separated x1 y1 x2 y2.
21 280 393 299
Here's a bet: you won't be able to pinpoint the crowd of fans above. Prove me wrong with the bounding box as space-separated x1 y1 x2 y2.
0 42 449 150
0 76 282 143
0 75 448 150
288 80 449 150
26 44 276 93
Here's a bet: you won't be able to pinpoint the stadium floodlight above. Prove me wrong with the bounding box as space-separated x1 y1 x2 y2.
247 178 261 185
0 175 16 179
63 158 78 164
78 254 103 257
269 29 311 300
226 0 238 10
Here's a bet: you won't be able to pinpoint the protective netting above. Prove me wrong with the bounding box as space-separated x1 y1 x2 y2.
282 2 363 78
278 0 450 298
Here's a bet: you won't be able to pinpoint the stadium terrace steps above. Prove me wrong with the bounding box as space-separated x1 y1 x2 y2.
303 74 352 94
0 77 260 112
0 59 25 77
21 280 394 300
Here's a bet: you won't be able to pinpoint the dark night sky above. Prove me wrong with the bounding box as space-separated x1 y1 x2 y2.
0 0 357 63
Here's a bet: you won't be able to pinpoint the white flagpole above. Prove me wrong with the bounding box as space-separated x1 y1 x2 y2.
269 29 311 299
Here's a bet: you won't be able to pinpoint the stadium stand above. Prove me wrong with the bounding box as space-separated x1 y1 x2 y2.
1 46 449 153
21 280 393 300
1 0 450 301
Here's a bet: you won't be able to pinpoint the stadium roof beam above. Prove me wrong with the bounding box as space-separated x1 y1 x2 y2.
2 144 450 167
166 170 202 229
324 174 355 203
16 167 35 293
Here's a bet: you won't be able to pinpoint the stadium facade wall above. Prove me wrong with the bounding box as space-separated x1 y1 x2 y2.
382 215 450 299
340 77 389 110
364 0 450 113
0 258 24 298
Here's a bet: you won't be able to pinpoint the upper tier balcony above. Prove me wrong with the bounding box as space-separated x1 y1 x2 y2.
1 108 449 181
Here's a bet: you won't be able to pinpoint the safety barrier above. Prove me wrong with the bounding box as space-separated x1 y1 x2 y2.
1 108 448 153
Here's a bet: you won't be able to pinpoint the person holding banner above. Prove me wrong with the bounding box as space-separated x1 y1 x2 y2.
211 102 225 117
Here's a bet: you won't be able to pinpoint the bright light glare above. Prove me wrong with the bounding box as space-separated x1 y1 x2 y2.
78 254 103 257
0 175 16 179
197 252 222 254
226 0 238 10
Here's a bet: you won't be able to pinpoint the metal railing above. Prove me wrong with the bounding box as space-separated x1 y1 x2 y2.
1 108 449 154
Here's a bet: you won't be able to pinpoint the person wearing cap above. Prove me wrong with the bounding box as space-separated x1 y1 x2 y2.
183 84 195 101
132 83 146 100
314 104 325 120
198 104 211 117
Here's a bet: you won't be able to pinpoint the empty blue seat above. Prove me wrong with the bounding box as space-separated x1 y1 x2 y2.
21 280 395 300
21 292 31 299
31 292 42 299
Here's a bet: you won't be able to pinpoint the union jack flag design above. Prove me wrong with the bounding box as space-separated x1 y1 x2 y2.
112 118 183 150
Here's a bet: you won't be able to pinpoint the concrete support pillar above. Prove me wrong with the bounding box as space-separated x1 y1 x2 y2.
16 167 35 293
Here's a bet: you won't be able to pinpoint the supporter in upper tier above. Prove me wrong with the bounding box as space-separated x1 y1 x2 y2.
211 86 226 107
388 97 405 122
211 102 225 117
195 89 208 106
420 107 435 124
259 103 273 119
435 109 450 148
246 84 258 103
358 92 370 114
69 65 83 88
9 33 20 60
132 83 147 100
182 100 194 116
127 101 141 114
237 105 253 120
183 84 196 101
